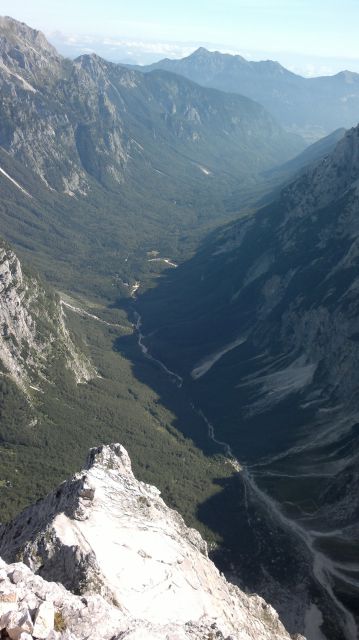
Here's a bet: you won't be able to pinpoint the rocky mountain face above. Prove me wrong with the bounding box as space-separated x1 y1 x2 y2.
137 125 359 639
0 16 62 81
0 443 303 640
0 238 94 392
139 47 359 141
0 17 303 198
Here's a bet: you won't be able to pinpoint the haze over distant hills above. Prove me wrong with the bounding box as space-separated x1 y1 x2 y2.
137 47 359 141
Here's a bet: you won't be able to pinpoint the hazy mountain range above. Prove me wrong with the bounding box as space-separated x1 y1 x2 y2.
136 47 359 141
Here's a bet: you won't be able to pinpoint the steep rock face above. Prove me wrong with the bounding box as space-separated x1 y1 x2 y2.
137 125 359 639
0 444 302 640
0 239 94 390
0 16 61 84
0 18 86 193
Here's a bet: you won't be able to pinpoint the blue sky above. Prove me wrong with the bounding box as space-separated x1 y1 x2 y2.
2 0 359 75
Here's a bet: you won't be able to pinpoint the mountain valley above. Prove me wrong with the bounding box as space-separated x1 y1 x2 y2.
0 14 358 640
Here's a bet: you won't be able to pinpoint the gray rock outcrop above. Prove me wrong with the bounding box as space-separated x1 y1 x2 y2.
0 240 95 391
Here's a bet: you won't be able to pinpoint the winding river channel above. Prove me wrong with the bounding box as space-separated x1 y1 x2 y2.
133 308 358 640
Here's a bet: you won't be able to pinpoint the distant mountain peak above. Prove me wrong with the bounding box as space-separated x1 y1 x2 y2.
188 46 246 62
190 46 210 56
335 69 359 83
74 51 109 69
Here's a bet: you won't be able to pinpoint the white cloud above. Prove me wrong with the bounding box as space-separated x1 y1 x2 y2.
287 63 337 78
102 39 195 57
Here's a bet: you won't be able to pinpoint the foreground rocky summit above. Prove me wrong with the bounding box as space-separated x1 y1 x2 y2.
0 444 302 640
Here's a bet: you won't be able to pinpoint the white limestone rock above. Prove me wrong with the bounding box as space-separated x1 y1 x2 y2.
0 444 301 640
0 589 18 619
33 601 54 639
